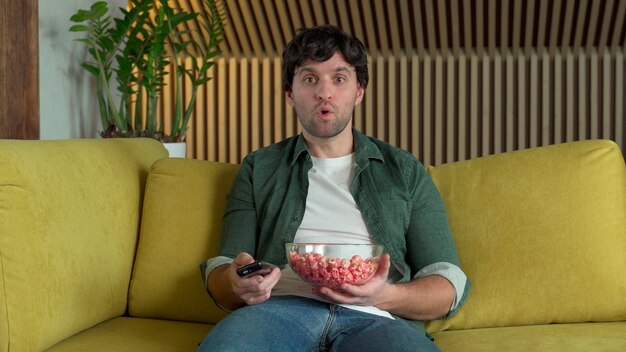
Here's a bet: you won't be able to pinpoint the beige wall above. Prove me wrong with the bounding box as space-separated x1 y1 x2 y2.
38 0 127 140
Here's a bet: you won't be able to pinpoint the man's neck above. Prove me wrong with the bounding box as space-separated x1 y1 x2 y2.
303 129 354 158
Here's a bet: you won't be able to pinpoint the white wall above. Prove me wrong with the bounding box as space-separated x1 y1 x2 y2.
38 0 127 140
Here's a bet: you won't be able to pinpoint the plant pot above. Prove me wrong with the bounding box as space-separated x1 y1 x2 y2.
163 142 186 158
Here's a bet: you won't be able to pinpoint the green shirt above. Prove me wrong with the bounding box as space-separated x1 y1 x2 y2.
216 128 470 329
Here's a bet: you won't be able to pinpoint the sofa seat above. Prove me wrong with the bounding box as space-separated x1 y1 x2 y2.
432 322 626 351
47 317 212 351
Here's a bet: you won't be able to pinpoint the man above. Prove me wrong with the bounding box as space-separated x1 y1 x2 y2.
198 25 470 351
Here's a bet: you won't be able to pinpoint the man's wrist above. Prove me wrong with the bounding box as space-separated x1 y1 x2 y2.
208 264 245 311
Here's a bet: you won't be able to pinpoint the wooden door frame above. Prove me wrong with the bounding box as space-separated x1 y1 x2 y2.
0 0 39 139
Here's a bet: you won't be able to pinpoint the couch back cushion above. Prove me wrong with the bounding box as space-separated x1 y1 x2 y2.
425 140 626 333
128 158 238 323
0 138 166 352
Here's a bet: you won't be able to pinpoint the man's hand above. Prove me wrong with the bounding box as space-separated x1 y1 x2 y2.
314 253 392 307
208 252 281 310
314 253 455 320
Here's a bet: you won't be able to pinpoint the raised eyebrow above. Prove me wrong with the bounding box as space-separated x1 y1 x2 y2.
295 66 354 76
294 67 315 76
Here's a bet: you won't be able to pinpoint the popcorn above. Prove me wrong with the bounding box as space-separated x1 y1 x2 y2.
288 251 380 289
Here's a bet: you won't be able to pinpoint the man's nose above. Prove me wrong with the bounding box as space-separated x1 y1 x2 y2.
316 80 333 101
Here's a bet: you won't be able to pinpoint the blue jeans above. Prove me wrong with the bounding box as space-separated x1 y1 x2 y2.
197 296 440 352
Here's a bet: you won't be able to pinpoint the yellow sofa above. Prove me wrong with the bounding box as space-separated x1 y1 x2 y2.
1 138 624 351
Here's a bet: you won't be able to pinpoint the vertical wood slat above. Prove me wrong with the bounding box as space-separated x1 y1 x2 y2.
206 60 217 161
446 56 456 161
494 53 502 153
529 51 538 148
470 54 479 159
554 52 563 144
616 51 624 147
578 52 587 139
250 57 261 152
411 56 421 159
517 54 527 150
458 53 467 160
435 54 444 165
566 51 575 142
262 58 272 148
228 57 239 163
590 49 599 139
505 53 515 152
482 54 491 155
217 58 228 162
399 56 409 151
423 55 433 166
273 58 284 142
541 49 550 146
388 57 397 147
602 49 611 140
239 58 249 162
375 56 386 141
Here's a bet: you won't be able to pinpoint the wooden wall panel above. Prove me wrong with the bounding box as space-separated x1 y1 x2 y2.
169 47 625 165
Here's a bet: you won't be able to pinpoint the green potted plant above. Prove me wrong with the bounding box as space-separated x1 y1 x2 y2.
69 0 225 148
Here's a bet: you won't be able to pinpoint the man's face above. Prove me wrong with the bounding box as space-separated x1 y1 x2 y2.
286 53 365 140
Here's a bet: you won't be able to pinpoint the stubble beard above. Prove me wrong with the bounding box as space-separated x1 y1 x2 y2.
297 104 354 139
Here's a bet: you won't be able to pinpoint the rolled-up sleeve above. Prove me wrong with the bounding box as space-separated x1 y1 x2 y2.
414 261 467 312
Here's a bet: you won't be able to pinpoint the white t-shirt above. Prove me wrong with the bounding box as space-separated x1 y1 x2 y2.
271 153 394 318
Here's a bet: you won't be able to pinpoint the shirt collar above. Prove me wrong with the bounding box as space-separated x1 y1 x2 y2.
353 128 384 165
289 128 384 166
290 134 310 166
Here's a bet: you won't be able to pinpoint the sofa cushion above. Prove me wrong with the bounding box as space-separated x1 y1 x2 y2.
0 138 166 351
425 140 626 332
47 317 211 351
432 322 626 352
129 158 239 323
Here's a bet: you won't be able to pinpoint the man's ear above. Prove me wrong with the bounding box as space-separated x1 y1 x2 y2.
285 91 294 106
355 86 365 105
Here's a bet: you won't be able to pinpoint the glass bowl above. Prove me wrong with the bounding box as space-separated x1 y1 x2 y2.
285 243 384 289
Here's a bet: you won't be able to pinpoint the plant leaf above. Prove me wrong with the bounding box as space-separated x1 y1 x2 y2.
69 24 90 32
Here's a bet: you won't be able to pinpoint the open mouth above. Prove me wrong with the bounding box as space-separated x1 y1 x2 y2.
318 107 332 118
